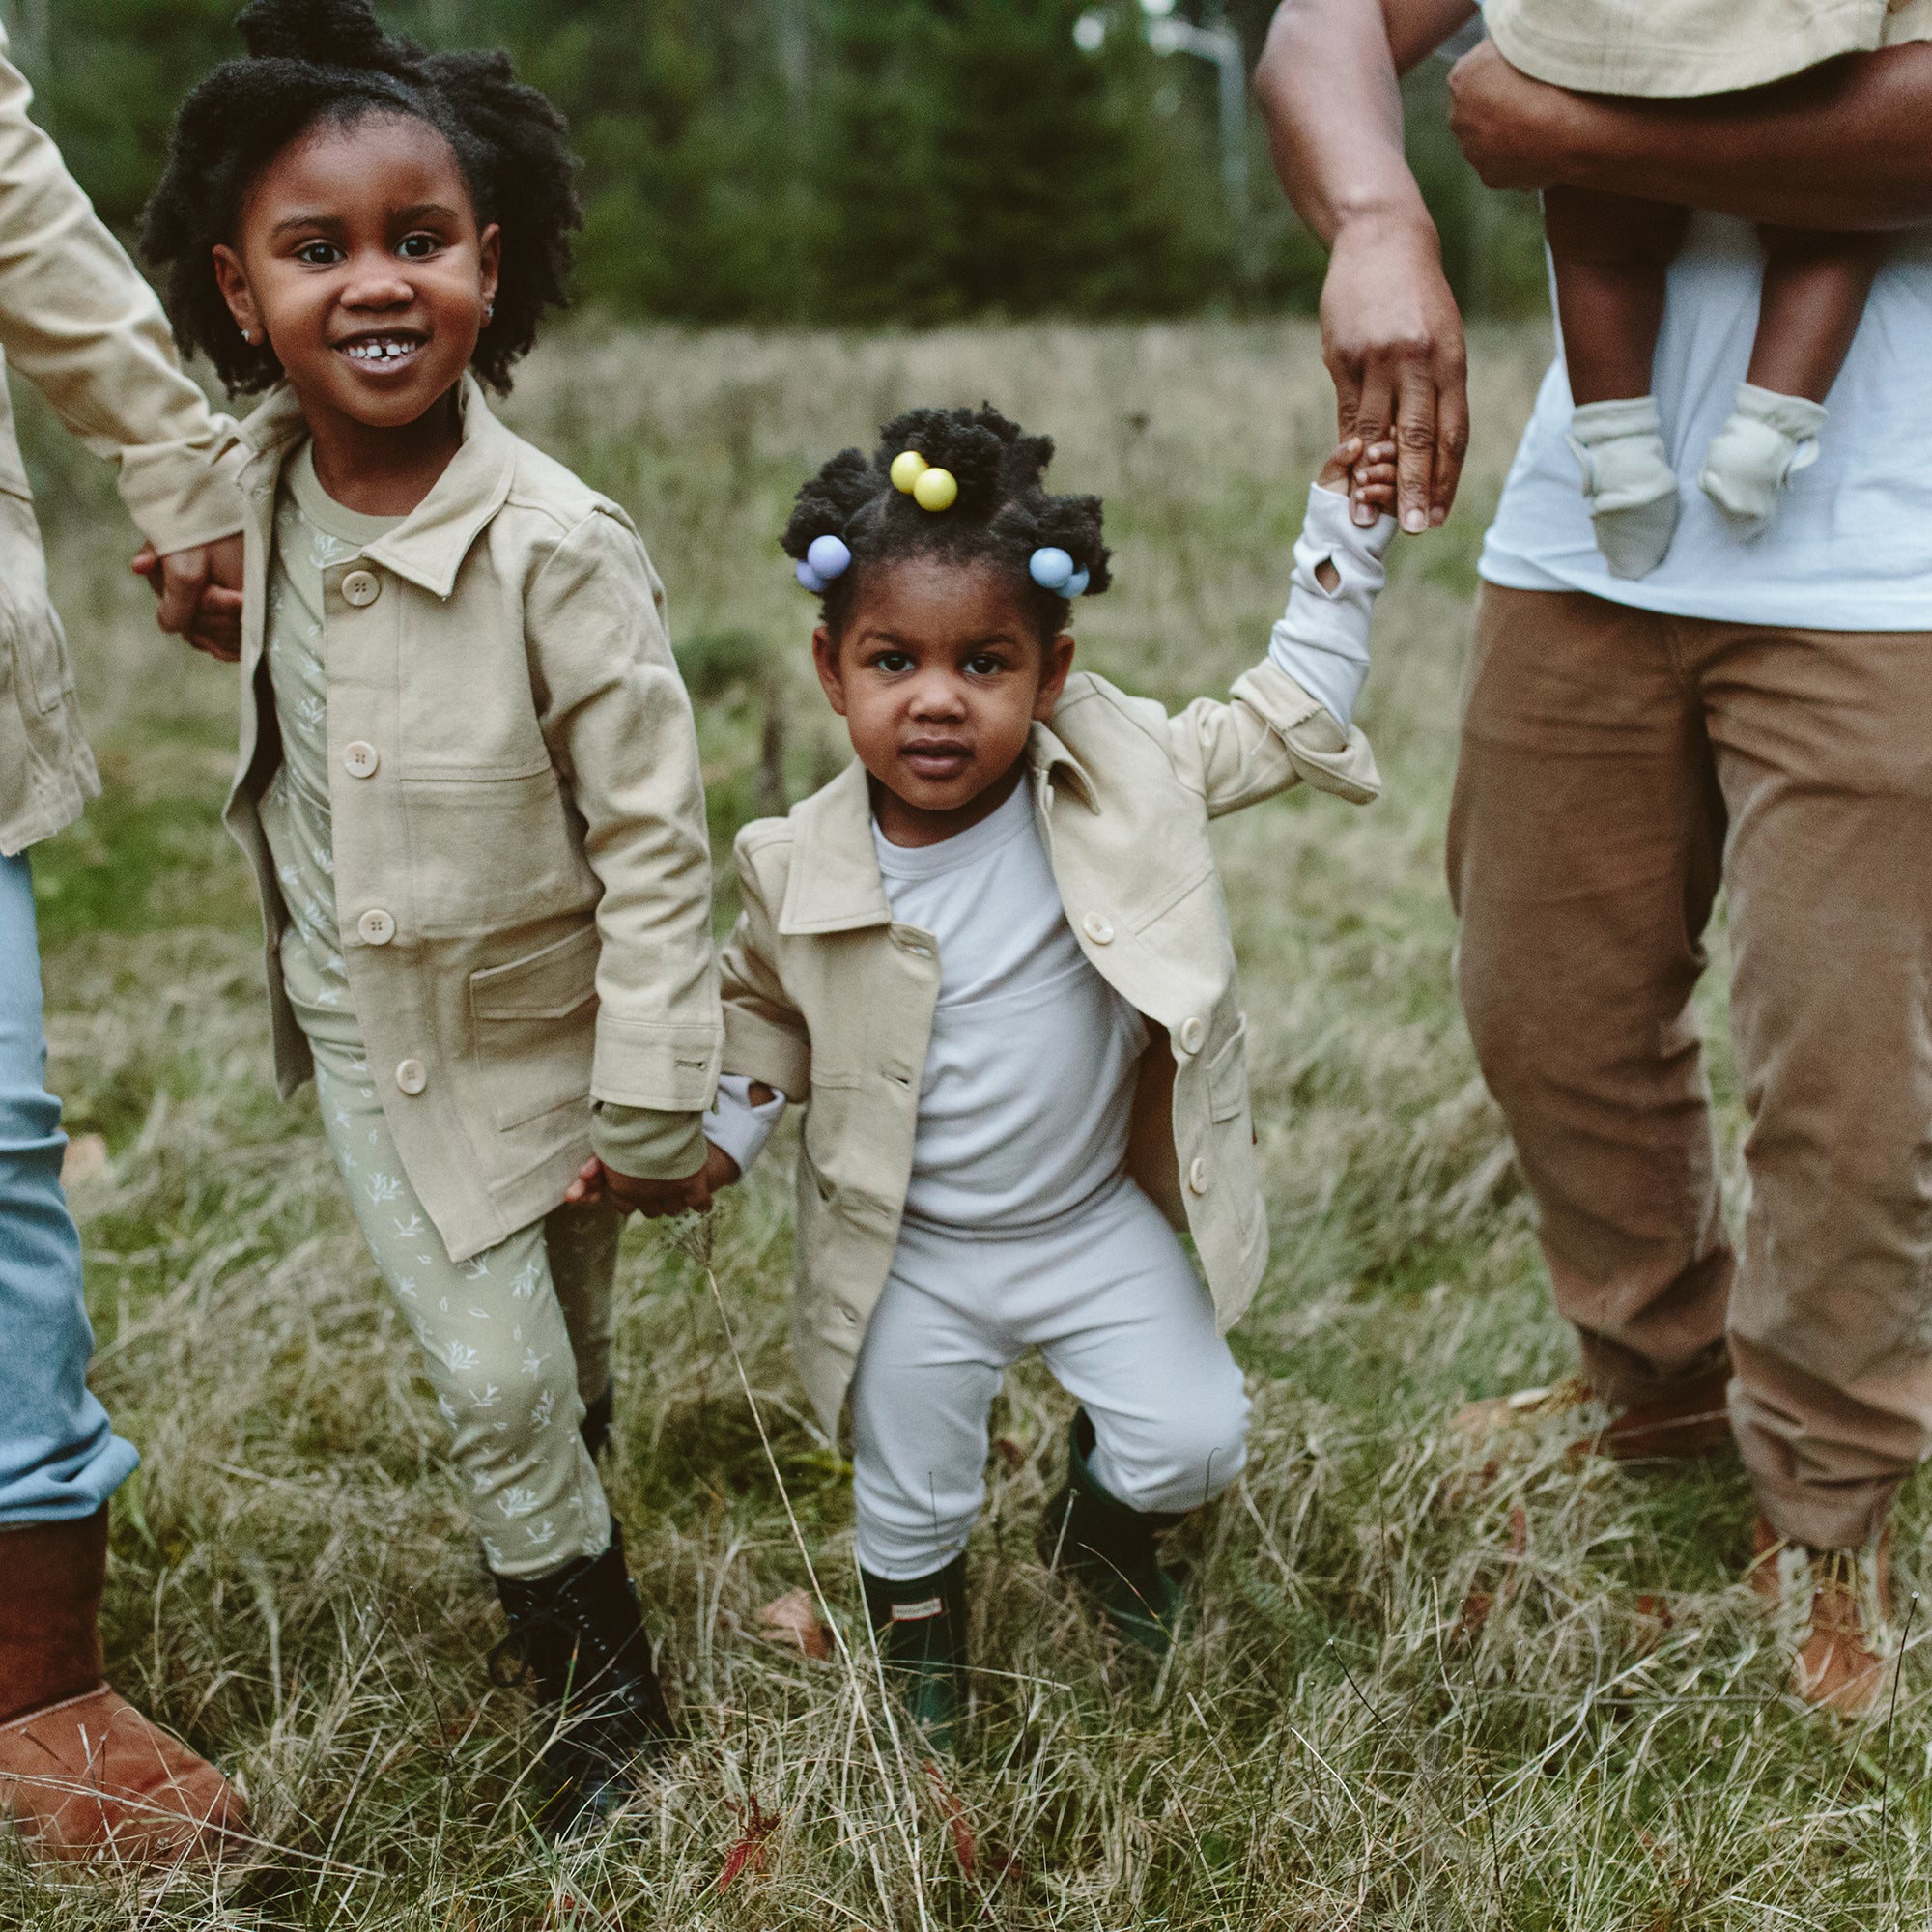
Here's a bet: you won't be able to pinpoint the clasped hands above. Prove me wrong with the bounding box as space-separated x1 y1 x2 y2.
131 531 245 660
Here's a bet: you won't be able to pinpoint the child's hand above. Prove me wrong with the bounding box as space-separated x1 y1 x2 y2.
1315 437 1399 527
133 536 245 662
563 1156 716 1218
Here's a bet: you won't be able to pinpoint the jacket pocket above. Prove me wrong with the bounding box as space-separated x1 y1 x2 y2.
1207 1014 1249 1123
469 924 600 1130
403 765 596 936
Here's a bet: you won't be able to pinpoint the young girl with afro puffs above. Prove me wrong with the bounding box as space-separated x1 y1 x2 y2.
140 0 724 1830
574 405 1400 1746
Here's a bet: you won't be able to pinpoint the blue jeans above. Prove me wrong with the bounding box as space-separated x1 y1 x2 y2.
0 847 137 1522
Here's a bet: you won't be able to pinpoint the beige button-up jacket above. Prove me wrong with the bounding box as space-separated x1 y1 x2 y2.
718 657 1380 1435
0 25 244 856
223 378 723 1263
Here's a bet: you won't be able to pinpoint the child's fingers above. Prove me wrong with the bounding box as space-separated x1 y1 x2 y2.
1315 436 1365 492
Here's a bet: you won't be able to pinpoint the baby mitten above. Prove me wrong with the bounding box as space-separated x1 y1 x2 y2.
1566 396 1680 580
1697 382 1827 536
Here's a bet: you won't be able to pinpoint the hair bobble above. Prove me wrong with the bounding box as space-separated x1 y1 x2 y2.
891 449 958 512
795 532 851 594
1028 546 1091 596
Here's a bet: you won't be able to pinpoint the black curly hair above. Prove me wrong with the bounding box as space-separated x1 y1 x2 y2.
782 404 1112 646
140 0 581 395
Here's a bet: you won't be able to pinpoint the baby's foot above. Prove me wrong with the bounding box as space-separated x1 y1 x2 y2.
1697 383 1826 537
1567 397 1679 580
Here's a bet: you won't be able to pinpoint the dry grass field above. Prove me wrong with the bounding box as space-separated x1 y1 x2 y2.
7 319 1923 1928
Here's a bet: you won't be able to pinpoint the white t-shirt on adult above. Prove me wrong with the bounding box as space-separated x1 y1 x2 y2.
1480 211 1932 631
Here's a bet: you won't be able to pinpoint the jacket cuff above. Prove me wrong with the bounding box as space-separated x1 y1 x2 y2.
591 1103 707 1181
116 433 247 554
591 1016 723 1110
722 1007 812 1100
1232 659 1382 805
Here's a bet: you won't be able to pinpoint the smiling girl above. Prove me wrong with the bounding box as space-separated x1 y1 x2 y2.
139 0 723 1830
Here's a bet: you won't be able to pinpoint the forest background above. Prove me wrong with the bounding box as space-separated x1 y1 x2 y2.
8 0 1548 328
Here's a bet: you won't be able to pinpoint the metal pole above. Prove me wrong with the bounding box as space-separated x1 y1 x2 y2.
1146 13 1249 250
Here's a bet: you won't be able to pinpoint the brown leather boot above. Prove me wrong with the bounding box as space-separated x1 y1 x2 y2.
1748 1514 1892 1716
0 1507 246 1861
1454 1360 1735 1463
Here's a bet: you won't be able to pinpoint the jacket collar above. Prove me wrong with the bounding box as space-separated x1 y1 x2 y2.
236 373 518 600
776 723 1099 937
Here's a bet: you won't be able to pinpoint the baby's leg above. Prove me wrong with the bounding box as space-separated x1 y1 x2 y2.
1697 229 1885 532
308 1032 609 1578
1543 186 1690 407
1543 188 1691 580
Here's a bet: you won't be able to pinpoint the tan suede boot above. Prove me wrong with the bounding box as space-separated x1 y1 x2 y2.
0 1508 245 1861
1747 1514 1893 1716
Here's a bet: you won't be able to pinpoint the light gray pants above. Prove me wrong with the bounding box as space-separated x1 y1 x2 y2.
305 1015 620 1577
849 1177 1250 1580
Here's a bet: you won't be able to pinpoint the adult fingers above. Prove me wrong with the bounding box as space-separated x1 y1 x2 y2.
153 548 210 636
1393 360 1438 534
1431 356 1472 525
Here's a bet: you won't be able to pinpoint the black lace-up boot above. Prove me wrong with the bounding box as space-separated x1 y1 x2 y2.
490 1525 675 1833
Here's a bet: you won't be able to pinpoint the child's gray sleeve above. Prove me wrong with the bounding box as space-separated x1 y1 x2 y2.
704 1074 788 1177
1266 484 1397 730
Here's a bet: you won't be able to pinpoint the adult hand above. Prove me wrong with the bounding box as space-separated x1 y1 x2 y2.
1321 213 1469 531
1447 39 1573 192
132 533 244 662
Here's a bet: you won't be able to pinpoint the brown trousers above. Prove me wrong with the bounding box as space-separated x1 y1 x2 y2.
1449 584 1932 1549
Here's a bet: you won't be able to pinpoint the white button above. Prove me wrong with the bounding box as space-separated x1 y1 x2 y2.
1187 1157 1209 1195
395 1058 427 1096
1081 912 1115 946
343 740 380 779
356 907 396 945
341 569 381 608
1179 1016 1207 1056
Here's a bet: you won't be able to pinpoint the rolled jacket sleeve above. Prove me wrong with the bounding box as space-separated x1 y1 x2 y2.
0 32 242 553
526 508 724 1112
590 1101 708 1181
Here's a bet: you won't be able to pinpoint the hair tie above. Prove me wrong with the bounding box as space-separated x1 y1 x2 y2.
1029 546 1090 596
891 449 958 512
795 532 851 593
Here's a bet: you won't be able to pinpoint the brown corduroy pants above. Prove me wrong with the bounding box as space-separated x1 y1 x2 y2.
1449 583 1932 1549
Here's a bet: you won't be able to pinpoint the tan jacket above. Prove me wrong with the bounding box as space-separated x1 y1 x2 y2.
719 658 1380 1435
224 378 723 1264
0 25 244 856
1485 0 1932 98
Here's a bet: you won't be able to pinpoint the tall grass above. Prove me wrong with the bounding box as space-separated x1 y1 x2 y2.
9 321 1920 1928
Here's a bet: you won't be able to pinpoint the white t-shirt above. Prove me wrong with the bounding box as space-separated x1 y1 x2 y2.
873 781 1149 1232
1480 212 1932 631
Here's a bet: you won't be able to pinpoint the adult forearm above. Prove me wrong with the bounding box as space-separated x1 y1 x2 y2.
1463 43 1932 231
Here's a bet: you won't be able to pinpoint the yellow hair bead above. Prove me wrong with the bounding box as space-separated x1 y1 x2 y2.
890 450 929 494
912 466 958 512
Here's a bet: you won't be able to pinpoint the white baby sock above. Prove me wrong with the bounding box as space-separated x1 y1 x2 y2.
1567 396 1680 580
1697 382 1827 536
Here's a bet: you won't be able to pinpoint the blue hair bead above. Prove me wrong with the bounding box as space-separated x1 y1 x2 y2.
1029 546 1075 590
806 534 852 580
795 559 828 593
1065 567 1091 597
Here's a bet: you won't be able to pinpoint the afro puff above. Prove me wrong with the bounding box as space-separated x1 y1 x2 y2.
782 404 1111 641
140 0 581 394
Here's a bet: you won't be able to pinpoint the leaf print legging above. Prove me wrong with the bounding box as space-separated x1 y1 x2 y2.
305 1018 621 1578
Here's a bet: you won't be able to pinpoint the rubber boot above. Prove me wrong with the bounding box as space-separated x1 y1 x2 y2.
860 1555 968 1753
1037 1409 1186 1656
0 1507 245 1861
580 1383 614 1463
490 1523 676 1833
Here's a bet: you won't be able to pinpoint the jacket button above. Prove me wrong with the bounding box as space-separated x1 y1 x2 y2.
1187 1156 1209 1195
341 569 381 608
356 907 396 945
1179 1015 1207 1056
839 1303 859 1326
1081 911 1115 946
394 1058 428 1096
343 740 380 779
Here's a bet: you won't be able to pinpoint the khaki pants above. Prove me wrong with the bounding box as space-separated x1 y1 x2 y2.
1449 583 1932 1549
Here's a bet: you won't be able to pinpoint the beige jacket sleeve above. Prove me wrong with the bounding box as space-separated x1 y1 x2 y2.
718 828 814 1100
525 506 724 1113
0 29 241 552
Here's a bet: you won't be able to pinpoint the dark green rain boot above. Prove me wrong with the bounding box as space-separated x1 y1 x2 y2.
860 1555 968 1752
1036 1408 1187 1656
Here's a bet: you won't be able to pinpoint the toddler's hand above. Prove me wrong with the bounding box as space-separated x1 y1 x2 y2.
563 1156 715 1218
1315 437 1399 523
